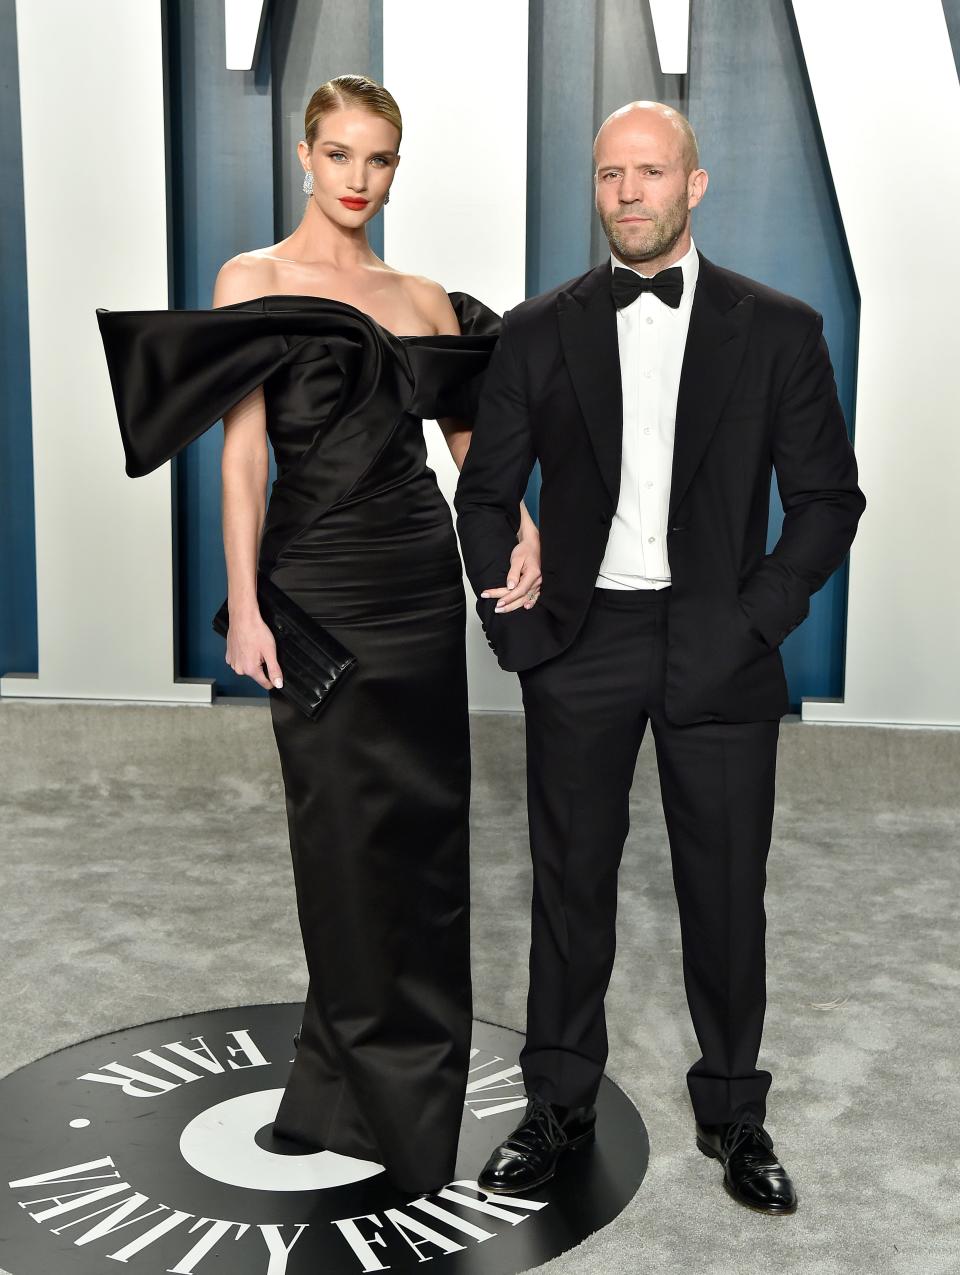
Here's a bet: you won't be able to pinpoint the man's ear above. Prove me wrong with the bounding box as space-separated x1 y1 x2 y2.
688 168 708 210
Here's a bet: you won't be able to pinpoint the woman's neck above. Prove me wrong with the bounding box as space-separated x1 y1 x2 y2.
275 200 379 270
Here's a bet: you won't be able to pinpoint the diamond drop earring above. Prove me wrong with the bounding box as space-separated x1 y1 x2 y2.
302 169 314 195
384 190 390 205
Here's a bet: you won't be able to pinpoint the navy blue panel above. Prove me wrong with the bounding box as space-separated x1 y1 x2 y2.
524 0 601 521
945 0 960 70
0 0 37 680
688 0 860 709
368 0 385 260
526 0 598 295
169 0 276 696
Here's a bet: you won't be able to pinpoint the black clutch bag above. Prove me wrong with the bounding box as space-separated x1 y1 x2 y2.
212 574 357 720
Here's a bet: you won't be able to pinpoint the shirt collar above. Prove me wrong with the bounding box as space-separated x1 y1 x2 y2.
609 236 699 294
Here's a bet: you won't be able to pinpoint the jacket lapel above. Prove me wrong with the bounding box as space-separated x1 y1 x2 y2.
669 253 755 522
557 264 623 504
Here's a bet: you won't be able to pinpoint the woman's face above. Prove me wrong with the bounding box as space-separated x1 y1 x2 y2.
302 106 400 227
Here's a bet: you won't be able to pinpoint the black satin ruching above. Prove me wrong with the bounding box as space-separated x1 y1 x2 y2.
96 292 500 1193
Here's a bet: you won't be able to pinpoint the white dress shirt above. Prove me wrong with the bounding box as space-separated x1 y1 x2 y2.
596 238 700 590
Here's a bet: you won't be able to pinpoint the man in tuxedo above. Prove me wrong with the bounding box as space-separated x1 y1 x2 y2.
454 101 865 1214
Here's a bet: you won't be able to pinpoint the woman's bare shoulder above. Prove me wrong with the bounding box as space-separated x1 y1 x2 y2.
395 270 460 335
212 251 281 307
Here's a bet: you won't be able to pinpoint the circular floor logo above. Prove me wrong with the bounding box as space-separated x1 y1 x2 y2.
0 1004 648 1274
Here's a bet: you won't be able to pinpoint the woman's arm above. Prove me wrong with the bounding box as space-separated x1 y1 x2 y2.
213 260 283 691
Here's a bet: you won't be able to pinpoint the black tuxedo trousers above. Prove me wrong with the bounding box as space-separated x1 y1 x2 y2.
518 585 778 1124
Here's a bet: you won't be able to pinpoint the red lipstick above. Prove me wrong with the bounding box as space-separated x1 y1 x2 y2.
339 197 369 210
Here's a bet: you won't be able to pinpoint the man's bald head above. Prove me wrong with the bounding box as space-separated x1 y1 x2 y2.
594 101 700 175
593 100 708 271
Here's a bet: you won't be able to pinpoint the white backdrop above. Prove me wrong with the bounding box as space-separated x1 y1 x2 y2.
793 0 960 728
383 0 528 712
1 0 211 704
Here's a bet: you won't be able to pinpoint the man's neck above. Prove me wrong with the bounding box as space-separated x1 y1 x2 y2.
611 231 693 278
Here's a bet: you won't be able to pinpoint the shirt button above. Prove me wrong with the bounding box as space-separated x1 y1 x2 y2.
643 427 651 435
646 481 654 488
644 369 653 379
646 317 654 325
647 536 655 543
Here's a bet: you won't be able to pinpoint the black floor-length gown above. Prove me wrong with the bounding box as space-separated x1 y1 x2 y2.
96 292 500 1193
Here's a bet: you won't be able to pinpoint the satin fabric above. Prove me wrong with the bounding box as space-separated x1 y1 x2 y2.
97 292 500 1193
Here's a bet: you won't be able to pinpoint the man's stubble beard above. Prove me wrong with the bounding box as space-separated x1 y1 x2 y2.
602 187 690 264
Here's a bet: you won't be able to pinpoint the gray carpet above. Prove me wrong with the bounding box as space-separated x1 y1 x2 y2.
1 698 958 1274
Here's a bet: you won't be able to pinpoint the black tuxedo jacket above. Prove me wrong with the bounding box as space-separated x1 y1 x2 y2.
454 252 866 725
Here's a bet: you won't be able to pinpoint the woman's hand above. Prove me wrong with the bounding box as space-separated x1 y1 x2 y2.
225 610 284 691
482 530 543 614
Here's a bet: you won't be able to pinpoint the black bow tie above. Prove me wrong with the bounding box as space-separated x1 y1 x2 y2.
611 265 683 310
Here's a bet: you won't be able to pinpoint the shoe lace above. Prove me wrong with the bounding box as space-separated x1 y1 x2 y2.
506 1095 570 1153
722 1111 774 1160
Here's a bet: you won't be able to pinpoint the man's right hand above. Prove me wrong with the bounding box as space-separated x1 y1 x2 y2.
225 611 284 691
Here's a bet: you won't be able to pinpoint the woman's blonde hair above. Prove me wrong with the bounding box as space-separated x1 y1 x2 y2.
304 74 402 149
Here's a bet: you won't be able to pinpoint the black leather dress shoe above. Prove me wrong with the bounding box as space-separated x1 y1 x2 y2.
478 1095 596 1194
696 1112 798 1214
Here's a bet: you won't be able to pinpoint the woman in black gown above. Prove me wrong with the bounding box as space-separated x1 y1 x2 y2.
96 74 541 1196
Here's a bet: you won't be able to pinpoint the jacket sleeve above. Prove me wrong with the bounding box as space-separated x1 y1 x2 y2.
454 309 536 605
738 311 866 647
